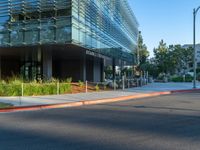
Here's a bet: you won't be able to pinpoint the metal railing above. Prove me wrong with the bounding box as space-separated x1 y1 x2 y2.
0 77 150 97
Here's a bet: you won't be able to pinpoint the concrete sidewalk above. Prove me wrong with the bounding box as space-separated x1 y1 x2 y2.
0 82 199 107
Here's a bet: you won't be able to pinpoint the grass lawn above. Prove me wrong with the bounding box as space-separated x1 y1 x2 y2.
0 103 13 108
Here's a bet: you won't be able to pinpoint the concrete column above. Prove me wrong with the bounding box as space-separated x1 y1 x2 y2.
93 57 101 82
43 49 52 80
120 59 123 78
80 52 86 81
112 58 116 82
36 47 42 80
102 58 105 82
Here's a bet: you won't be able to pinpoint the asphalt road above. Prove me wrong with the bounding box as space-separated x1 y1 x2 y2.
0 93 200 150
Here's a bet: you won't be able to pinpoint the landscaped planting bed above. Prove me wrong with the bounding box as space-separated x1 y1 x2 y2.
0 78 110 96
0 102 13 108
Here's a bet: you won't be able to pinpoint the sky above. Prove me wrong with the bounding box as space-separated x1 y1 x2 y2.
128 0 200 57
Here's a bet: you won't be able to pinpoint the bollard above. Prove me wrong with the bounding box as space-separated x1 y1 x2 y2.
19 96 22 106
139 78 142 87
57 82 60 95
114 80 116 91
21 83 24 97
128 79 130 88
85 80 88 93
122 76 125 90
20 83 24 106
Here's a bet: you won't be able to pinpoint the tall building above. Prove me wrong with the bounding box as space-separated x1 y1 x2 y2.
0 0 139 81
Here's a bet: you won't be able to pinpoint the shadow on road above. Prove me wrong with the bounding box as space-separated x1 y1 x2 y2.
0 93 200 150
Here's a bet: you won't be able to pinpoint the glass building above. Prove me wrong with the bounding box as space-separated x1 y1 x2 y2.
0 0 138 81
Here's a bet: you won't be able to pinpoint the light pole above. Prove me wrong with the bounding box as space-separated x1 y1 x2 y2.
193 6 200 89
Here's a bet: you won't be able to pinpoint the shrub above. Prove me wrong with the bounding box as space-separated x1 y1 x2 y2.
0 83 8 96
59 83 72 94
24 83 43 96
78 80 84 88
171 75 193 82
0 84 5 96
185 74 193 82
157 73 165 80
61 77 72 84
0 77 73 96
95 84 100 91
42 83 57 95
7 84 21 96
0 79 22 96
103 85 107 90
171 76 183 82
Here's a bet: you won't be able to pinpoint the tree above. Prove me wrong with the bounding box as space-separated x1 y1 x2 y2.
153 40 193 78
137 31 150 71
145 58 159 78
168 45 193 75
153 39 171 74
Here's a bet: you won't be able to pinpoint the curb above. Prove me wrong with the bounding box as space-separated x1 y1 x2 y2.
0 89 199 113
170 88 200 93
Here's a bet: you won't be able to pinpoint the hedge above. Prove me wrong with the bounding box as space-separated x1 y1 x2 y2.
0 79 72 96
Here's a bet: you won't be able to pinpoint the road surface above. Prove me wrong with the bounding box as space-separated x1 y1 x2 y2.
0 92 200 150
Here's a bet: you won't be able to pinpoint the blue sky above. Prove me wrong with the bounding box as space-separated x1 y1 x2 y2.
128 0 200 57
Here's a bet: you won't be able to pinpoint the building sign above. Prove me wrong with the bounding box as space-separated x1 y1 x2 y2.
86 50 110 60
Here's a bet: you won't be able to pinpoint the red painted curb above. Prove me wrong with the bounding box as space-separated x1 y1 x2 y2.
0 102 84 113
171 88 200 93
0 88 199 113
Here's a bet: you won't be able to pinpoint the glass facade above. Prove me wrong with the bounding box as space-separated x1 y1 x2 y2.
0 0 138 63
71 0 138 62
0 0 72 46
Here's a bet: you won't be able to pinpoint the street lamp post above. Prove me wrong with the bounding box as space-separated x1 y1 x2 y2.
193 6 200 89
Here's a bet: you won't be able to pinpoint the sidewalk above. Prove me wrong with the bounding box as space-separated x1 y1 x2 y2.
0 82 199 107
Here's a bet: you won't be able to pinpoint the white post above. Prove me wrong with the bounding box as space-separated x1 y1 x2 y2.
122 76 125 90
114 79 116 91
136 79 139 87
140 71 143 86
144 71 146 85
57 82 60 95
21 83 24 97
85 80 88 93
128 79 130 89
